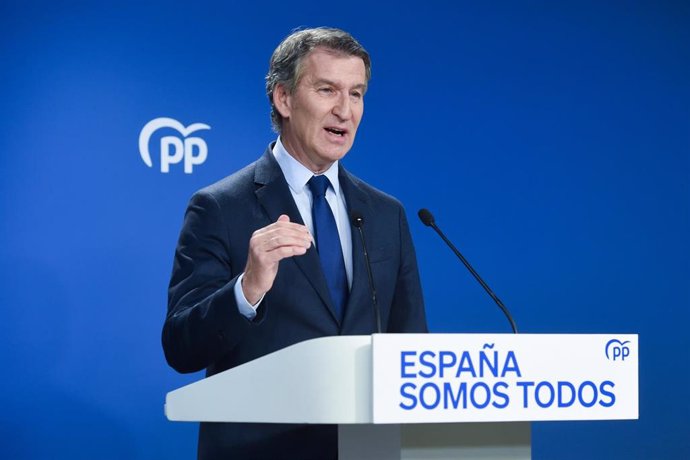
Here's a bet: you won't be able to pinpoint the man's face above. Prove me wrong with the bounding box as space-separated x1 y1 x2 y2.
275 47 367 173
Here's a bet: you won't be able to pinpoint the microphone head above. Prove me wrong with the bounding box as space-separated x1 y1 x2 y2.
350 210 365 228
418 208 435 227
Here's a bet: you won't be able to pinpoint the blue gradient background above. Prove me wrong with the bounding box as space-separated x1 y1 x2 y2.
1 1 688 458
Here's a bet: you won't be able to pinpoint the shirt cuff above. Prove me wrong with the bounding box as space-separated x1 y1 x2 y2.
234 273 264 320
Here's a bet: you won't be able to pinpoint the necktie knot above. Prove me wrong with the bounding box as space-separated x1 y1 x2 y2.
308 175 330 198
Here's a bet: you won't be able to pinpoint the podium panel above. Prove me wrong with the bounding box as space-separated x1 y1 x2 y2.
165 333 638 459
372 333 638 423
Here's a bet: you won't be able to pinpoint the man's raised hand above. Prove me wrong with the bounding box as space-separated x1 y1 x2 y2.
241 215 312 305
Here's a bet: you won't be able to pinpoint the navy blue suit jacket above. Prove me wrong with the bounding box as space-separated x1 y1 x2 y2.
163 145 427 459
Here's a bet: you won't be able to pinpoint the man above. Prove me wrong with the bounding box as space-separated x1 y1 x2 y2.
163 27 427 459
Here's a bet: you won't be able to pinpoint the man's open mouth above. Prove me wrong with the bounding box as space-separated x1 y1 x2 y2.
325 127 346 136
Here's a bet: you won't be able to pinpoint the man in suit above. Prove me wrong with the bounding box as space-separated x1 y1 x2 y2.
163 27 427 459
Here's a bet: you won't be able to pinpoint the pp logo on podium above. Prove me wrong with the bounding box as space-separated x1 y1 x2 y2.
605 339 631 361
139 117 211 173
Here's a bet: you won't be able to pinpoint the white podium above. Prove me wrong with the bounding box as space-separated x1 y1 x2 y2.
165 334 638 459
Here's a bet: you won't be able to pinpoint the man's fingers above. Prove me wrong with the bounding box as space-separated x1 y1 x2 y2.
253 221 312 248
263 234 311 250
247 215 313 270
265 245 308 261
248 226 311 261
253 220 311 238
251 242 308 267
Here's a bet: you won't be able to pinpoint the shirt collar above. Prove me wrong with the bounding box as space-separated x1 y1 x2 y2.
272 137 341 196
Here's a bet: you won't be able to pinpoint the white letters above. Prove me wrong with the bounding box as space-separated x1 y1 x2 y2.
139 117 211 174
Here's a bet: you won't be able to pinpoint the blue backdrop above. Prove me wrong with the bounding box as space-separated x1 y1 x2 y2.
2 1 688 458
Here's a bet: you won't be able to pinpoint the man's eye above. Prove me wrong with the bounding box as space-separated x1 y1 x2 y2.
319 87 334 94
351 91 362 99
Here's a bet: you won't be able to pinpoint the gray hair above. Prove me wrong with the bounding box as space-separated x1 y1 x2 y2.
266 27 372 133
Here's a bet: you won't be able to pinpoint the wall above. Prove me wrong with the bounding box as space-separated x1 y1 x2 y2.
1 1 688 458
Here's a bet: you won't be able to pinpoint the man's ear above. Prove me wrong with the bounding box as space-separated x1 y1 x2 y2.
272 83 291 119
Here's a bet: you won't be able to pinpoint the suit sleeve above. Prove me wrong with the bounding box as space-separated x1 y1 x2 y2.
162 191 262 374
387 205 429 333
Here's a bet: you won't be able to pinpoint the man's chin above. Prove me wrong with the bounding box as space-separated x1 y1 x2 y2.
326 149 351 164
316 144 351 163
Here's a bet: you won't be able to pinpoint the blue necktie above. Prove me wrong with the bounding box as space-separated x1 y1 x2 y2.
308 175 348 321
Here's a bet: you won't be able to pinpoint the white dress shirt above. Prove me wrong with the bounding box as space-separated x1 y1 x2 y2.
234 138 353 319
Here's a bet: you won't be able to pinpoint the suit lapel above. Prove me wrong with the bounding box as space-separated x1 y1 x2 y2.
339 166 377 333
253 147 340 324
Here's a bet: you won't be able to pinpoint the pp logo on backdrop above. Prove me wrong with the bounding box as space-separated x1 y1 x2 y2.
605 339 631 361
139 117 211 173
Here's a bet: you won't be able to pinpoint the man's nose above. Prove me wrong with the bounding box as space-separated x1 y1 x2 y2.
332 92 352 120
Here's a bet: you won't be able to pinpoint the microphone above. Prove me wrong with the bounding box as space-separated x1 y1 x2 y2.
350 210 382 333
418 208 518 334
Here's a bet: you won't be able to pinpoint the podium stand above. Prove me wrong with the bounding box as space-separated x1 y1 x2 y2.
165 334 638 459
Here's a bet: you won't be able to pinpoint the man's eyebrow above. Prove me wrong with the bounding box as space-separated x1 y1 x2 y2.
313 78 368 91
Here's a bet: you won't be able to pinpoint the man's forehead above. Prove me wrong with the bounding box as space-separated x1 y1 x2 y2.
300 48 367 85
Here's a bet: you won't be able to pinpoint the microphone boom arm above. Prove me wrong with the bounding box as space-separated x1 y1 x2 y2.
419 209 518 334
